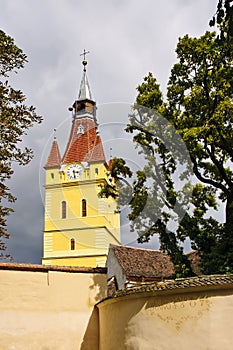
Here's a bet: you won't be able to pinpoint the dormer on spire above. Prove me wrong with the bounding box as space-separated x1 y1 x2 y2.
72 49 96 121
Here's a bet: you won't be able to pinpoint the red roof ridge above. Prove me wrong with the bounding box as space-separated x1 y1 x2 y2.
110 244 162 253
85 133 106 162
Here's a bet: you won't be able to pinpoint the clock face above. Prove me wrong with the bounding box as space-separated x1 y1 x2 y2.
66 164 82 180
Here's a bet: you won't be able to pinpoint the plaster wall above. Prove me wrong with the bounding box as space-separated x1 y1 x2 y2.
0 267 107 350
97 286 233 350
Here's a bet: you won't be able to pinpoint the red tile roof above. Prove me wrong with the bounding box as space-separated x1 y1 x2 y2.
44 140 61 168
106 274 233 300
62 118 106 164
110 245 175 278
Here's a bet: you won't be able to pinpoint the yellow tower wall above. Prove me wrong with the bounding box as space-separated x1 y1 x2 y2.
43 162 120 267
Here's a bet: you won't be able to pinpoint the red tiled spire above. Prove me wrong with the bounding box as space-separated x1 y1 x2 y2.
45 140 61 168
62 118 105 164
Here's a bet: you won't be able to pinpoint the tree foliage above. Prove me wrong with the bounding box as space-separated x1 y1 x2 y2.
100 3 233 276
0 30 42 256
209 0 233 44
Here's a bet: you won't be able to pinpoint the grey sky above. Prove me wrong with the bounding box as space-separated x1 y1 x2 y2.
0 0 218 263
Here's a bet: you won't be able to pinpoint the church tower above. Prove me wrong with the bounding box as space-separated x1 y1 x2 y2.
42 55 121 267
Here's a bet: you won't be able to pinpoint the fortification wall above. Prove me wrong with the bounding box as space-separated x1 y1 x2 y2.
97 276 233 350
0 264 107 350
1 265 233 350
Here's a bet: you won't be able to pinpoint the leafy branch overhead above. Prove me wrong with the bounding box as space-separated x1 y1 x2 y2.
100 1 233 276
0 30 42 256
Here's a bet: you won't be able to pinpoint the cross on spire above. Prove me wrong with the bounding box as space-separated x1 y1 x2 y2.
80 49 90 61
80 49 90 71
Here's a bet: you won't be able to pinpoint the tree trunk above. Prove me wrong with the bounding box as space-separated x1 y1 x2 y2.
225 190 233 231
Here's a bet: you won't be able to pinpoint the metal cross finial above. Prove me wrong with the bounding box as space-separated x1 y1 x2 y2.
53 128 57 140
80 49 90 61
80 49 90 71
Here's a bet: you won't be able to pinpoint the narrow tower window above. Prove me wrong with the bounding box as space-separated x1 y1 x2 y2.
82 199 87 217
70 238 75 250
62 201 66 219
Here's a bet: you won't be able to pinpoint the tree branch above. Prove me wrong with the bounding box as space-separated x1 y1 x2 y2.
190 154 227 192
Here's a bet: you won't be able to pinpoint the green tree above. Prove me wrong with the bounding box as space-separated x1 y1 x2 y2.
167 28 233 274
100 6 233 276
0 30 42 257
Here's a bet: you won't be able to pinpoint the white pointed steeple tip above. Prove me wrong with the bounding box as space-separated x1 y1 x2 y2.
78 70 92 100
78 49 92 101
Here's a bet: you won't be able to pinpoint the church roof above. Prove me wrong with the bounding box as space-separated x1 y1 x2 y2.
46 56 105 167
62 118 106 164
109 245 175 278
45 139 61 168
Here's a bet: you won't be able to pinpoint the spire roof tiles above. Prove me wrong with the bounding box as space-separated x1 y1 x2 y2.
45 140 61 168
62 118 105 164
